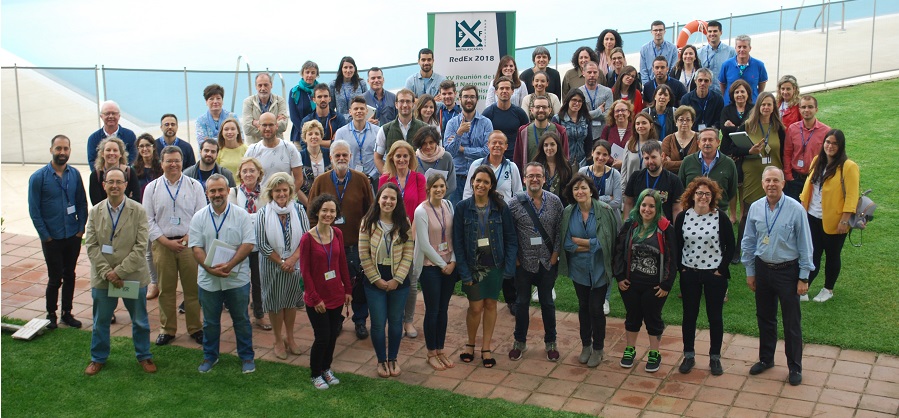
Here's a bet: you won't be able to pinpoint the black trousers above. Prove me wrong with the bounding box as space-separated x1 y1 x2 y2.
754 258 803 373
681 268 728 356
249 252 264 319
306 306 343 378
620 281 668 336
573 282 609 350
807 215 847 290
41 235 82 314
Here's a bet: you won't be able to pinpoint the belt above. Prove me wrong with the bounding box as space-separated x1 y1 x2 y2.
682 266 717 273
756 257 798 270
166 235 184 241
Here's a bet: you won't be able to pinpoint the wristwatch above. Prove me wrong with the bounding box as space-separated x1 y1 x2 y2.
799 278 809 283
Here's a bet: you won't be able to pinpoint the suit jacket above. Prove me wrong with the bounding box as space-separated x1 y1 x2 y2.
85 198 150 289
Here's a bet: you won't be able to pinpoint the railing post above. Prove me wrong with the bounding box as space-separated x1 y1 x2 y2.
247 63 252 97
232 56 242 113
728 14 733 45
94 65 101 130
184 67 191 144
869 0 877 76
555 38 558 71
101 65 107 101
824 0 831 84
777 7 783 85
14 64 25 165
840 1 845 31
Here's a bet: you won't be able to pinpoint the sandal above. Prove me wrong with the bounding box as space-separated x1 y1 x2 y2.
437 352 455 369
255 319 272 331
377 362 390 378
460 344 475 363
427 354 446 371
273 341 287 360
388 360 402 377
481 350 496 368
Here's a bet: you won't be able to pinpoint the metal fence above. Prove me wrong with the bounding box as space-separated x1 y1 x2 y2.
2 0 897 165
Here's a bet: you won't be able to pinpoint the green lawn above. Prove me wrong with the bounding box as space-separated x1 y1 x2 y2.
1 324 587 418
551 78 899 355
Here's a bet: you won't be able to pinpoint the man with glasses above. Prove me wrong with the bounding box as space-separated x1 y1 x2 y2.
579 62 614 139
513 96 569 175
680 69 725 131
373 88 427 173
445 85 495 204
697 20 736 95
142 146 207 346
719 35 768 105
678 128 738 212
88 101 137 171
639 21 678 85
156 114 196 169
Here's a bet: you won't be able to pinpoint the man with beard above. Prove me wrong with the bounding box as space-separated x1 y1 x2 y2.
579 62 614 138
156 114 196 169
623 141 683 220
300 84 347 150
782 95 830 201
642 57 687 108
244 112 307 206
507 162 564 362
29 134 89 329
183 139 236 191
189 174 257 374
363 67 397 127
374 89 427 174
308 140 375 339
445 84 495 204
243 73 289 144
483 76 530 161
405 48 446 97
88 101 137 170
680 69 724 131
513 96 569 174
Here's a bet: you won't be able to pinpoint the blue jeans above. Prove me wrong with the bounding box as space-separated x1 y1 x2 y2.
449 175 467 205
345 245 369 325
363 266 410 362
513 265 558 343
198 283 254 361
90 286 151 363
419 266 457 351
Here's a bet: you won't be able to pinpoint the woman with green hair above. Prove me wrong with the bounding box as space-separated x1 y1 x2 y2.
613 188 677 373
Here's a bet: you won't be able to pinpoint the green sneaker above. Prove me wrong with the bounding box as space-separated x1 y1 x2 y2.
620 346 636 368
646 350 662 373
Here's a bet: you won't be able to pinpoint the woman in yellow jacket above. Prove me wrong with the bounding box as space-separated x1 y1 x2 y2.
800 129 859 303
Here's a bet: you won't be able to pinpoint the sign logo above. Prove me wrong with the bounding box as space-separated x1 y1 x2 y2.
456 20 485 49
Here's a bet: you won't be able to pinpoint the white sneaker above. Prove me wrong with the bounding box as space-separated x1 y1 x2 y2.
551 288 556 300
531 288 539 302
813 288 833 302
799 294 809 302
311 376 330 390
603 300 610 315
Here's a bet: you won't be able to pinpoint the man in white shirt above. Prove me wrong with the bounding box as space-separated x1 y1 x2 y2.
244 112 307 206
142 146 208 346
463 131 523 204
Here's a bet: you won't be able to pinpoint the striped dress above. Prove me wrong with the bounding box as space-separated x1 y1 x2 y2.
256 202 310 312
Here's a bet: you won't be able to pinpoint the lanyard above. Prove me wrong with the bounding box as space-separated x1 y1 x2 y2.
54 167 71 205
589 166 610 196
278 210 292 251
331 170 351 203
700 151 720 177
653 43 663 59
197 166 215 186
760 121 772 147
704 47 717 69
463 117 478 144
645 171 662 191
209 204 231 239
491 160 507 186
528 192 546 233
585 86 600 110
315 226 333 269
164 177 183 210
316 114 335 139
351 123 368 154
698 95 710 116
107 201 124 243
395 170 411 198
799 125 816 154
374 93 386 118
764 198 784 238
429 200 447 242
380 221 393 257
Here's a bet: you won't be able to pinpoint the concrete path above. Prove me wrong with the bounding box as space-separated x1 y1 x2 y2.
2 232 897 417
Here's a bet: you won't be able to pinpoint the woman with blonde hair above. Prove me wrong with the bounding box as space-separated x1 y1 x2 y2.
216 118 247 182
90 137 139 205
777 75 801 128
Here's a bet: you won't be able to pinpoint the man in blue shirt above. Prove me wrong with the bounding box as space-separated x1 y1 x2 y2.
405 48 446 97
742 166 813 386
436 80 462 134
719 35 768 105
364 67 397 126
28 134 89 329
334 96 381 192
300 84 347 151
639 21 678 84
156 114 196 169
444 84 495 204
87 101 137 171
697 20 736 95
642 57 687 108
680 69 725 131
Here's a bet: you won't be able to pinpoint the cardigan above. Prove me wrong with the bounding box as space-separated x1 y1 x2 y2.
800 158 860 234
558 199 621 285
359 222 415 284
674 208 735 278
660 132 701 174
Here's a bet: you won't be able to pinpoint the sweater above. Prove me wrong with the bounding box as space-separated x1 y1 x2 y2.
307 169 374 245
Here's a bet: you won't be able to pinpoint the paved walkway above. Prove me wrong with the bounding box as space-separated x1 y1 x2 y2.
1 232 897 417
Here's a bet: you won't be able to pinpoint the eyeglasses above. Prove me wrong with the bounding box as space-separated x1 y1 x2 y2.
696 79 711 84
532 105 549 110
138 144 154 149
695 191 712 197
105 180 126 186
569 99 583 104
460 95 478 100
102 112 120 117
614 109 630 114
525 174 544 179
677 118 693 123
164 160 182 165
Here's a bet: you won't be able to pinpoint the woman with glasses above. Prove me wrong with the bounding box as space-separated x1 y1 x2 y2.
661 106 700 174
553 90 592 168
612 65 643 114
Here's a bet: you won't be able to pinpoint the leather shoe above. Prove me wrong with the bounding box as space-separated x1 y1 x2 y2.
789 371 802 386
60 312 82 328
155 333 175 346
749 361 775 375
85 361 104 376
191 331 204 345
355 323 369 340
139 359 157 373
146 283 159 300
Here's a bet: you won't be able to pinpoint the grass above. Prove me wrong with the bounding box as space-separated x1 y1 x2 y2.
0 323 587 418
547 78 899 355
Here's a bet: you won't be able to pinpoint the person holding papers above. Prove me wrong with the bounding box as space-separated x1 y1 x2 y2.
84 168 155 376
189 174 257 374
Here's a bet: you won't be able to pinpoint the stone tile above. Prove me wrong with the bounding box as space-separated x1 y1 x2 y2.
1 279 30 293
620 374 663 394
725 407 769 418
641 411 682 418
583 369 628 388
683 400 729 417
607 390 651 409
467 366 509 385
695 386 738 406
800 369 829 387
452 380 494 398
393 370 428 386
869 365 899 383
818 387 861 408
779 383 822 402
534 378 579 397
499 371 543 391
811 402 857 418
742 376 784 395
436 361 475 380
334 347 374 364
705 373 746 391
858 393 899 415
645 395 691 415
600 404 642 418
547 364 589 382
831 360 872 378
803 356 836 372
864 379 899 398
524 392 567 411
560 398 603 415
874 354 899 369
515 358 556 377
733 391 777 411
837 349 876 364
825 374 868 392
657 381 700 400
570 383 615 402
804 343 841 359
667 367 709 385
853 410 899 418
421 375 461 391
771 398 815 417
487 386 530 404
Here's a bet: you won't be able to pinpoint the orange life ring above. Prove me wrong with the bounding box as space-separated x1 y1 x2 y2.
677 20 708 49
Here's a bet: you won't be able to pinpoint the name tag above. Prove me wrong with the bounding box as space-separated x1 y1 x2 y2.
761 157 771 165
355 164 364 173
477 238 490 248
797 159 804 168
67 205 76 215
101 244 114 254
698 124 707 130
530 236 543 246
170 216 181 225
762 235 770 245
591 120 602 126
324 270 336 280
334 217 346 225
438 242 448 252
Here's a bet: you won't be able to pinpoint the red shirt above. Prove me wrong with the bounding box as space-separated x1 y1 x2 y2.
379 171 427 222
300 227 352 310
783 119 831 180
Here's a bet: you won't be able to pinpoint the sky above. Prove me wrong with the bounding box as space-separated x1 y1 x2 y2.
2 0 807 71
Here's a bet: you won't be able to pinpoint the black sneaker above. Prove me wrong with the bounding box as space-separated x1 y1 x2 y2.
355 323 369 340
646 350 662 373
679 357 695 374
749 361 775 375
710 359 724 376
789 371 802 386
191 331 204 345
60 312 82 328
178 302 185 314
46 313 58 330
620 346 636 368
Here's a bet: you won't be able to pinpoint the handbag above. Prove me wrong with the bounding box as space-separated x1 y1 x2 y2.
840 166 876 247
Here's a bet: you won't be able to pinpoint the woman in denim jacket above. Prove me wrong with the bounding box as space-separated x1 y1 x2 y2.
452 166 518 368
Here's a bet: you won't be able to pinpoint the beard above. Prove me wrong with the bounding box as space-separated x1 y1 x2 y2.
52 154 69 166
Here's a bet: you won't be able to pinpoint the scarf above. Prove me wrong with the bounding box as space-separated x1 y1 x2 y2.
239 183 260 213
415 146 446 164
264 201 303 258
290 79 317 110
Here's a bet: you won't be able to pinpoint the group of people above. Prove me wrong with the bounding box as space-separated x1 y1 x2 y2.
27 20 861 390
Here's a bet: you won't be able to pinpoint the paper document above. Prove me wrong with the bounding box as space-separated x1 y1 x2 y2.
108 281 140 299
205 239 237 266
729 131 758 150
424 168 449 182
611 143 625 161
